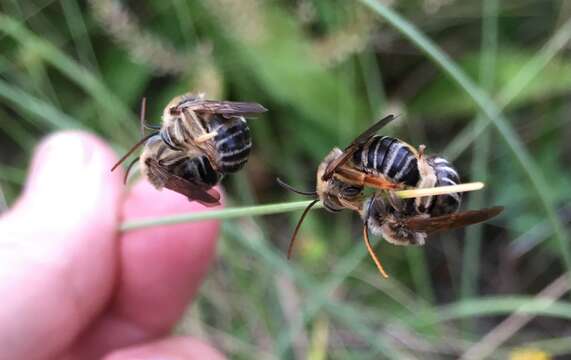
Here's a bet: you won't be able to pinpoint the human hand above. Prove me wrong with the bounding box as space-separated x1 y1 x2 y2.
0 132 225 359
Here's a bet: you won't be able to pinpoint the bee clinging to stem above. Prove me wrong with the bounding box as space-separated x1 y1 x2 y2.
360 191 502 261
278 115 503 278
111 93 267 206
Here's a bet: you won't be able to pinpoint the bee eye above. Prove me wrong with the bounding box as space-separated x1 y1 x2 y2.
342 186 361 197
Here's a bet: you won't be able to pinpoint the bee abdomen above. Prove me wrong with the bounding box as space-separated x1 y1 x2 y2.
174 155 221 188
428 156 462 216
353 136 420 186
210 116 252 174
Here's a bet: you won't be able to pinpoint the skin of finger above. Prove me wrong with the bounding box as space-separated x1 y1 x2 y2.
103 336 226 360
0 132 125 360
65 181 221 358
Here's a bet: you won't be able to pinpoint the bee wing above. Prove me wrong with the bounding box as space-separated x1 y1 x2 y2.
322 114 397 180
164 175 221 207
147 158 221 207
182 99 268 117
403 206 504 234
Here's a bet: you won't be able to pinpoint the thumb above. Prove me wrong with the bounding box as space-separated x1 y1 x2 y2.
0 131 125 360
8 131 122 229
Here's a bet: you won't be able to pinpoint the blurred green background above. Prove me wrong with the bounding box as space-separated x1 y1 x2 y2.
1 0 571 358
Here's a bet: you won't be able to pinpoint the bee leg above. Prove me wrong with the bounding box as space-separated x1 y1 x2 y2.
415 144 437 213
387 191 406 212
184 107 209 135
418 144 426 157
363 222 389 278
339 198 361 212
195 132 218 143
335 166 402 190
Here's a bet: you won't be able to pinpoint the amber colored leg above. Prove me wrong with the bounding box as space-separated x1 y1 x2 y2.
363 223 389 279
335 166 401 190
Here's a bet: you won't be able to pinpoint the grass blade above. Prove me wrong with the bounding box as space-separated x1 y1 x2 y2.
444 17 571 160
358 0 571 290
0 78 81 130
0 14 136 142
460 0 498 315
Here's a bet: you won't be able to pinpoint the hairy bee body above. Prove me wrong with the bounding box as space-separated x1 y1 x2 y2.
279 114 502 279
111 93 266 205
317 148 364 212
160 95 253 175
171 155 221 188
352 135 420 187
141 134 221 190
209 115 252 174
421 156 462 216
362 195 427 246
350 135 461 217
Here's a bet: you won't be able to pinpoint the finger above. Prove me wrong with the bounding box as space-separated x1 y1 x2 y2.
66 180 221 358
0 132 124 360
116 180 221 330
103 336 225 360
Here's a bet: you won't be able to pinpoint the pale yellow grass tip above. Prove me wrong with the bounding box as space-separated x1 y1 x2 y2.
396 182 485 199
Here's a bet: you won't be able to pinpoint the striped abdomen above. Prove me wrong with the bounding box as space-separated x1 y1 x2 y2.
425 156 461 216
352 136 420 186
171 155 221 188
208 115 252 174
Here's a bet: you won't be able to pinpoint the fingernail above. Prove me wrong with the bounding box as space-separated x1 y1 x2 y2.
21 132 118 219
27 133 92 193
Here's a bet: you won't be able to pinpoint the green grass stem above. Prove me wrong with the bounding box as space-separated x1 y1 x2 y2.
121 200 324 231
460 0 498 312
121 182 484 231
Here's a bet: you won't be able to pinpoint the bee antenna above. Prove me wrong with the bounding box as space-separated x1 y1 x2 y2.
123 157 140 184
276 178 317 197
287 199 320 259
111 132 158 172
139 97 161 131
140 97 147 136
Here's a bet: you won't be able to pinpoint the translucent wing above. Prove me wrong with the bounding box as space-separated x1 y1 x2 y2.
322 114 397 180
147 158 221 207
180 99 268 117
404 206 503 234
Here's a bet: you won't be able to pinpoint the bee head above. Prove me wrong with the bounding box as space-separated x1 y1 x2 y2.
277 148 364 260
315 148 363 212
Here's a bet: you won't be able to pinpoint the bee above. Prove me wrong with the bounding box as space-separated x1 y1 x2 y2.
360 191 502 277
321 115 462 218
278 115 503 278
361 192 502 247
111 93 267 206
